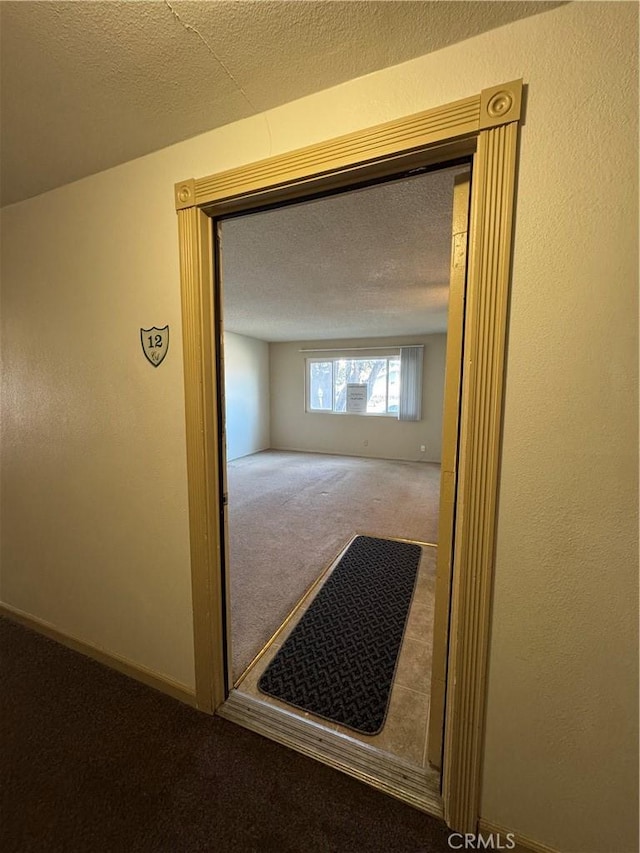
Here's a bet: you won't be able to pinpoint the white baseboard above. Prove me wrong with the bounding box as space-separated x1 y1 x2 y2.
0 601 198 709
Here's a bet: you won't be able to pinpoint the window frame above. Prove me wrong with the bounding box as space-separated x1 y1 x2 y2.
305 353 401 417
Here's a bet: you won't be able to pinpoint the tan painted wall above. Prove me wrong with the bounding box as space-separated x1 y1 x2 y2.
0 3 637 850
0 174 197 689
223 332 270 461
270 335 446 463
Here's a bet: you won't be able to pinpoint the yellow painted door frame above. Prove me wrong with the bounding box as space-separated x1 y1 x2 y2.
428 171 471 769
175 79 523 833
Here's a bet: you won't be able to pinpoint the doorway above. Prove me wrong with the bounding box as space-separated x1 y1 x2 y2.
175 78 521 831
215 165 468 796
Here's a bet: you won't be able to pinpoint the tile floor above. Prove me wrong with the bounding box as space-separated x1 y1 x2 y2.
235 541 437 768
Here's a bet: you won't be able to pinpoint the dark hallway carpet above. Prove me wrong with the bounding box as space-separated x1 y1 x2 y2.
1 617 452 852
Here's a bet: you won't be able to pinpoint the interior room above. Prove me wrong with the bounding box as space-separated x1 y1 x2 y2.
218 165 463 770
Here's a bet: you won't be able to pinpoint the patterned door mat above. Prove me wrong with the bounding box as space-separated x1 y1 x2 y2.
258 535 421 734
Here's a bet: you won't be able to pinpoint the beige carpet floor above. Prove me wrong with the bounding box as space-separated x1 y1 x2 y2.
226 450 441 679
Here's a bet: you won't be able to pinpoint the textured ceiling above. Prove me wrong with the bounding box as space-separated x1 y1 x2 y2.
0 1 564 206
220 165 464 341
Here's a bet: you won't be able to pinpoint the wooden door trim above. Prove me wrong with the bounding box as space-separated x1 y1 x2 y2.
427 171 471 769
175 79 523 831
176 205 223 713
442 118 520 829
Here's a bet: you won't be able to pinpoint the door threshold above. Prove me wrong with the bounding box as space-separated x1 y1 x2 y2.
218 689 443 818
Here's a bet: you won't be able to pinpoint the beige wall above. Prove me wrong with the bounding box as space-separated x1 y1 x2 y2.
270 335 446 463
223 332 270 461
0 3 637 850
0 171 196 688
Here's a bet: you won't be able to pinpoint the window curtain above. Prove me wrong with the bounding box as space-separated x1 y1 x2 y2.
399 346 423 421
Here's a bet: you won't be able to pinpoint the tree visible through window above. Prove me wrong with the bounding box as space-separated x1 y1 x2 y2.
307 356 400 415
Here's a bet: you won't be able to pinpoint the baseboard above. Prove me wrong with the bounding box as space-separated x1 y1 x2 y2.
478 818 563 853
0 602 198 709
270 446 441 465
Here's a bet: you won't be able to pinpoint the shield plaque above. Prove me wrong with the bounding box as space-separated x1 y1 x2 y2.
141 325 169 367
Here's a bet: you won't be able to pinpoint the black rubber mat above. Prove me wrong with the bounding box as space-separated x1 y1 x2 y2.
258 535 421 734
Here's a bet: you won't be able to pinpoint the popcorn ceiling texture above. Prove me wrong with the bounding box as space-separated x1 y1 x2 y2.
220 169 457 342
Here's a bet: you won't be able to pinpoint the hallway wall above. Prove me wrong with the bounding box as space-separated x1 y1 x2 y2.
1 4 637 851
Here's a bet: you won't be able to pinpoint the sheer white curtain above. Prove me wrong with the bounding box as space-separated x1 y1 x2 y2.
398 345 424 421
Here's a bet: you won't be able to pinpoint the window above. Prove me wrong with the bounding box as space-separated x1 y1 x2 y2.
307 356 401 416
